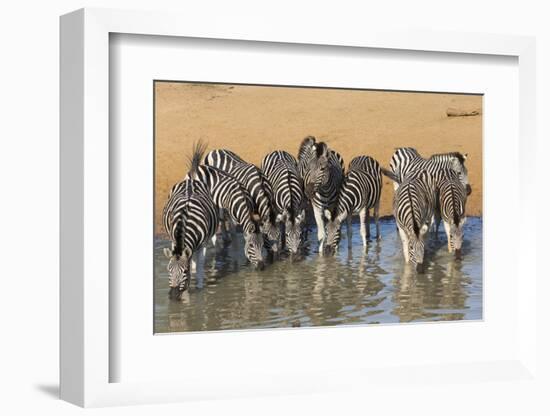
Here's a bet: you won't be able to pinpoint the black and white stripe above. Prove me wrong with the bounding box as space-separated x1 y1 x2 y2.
393 170 436 272
261 150 307 258
204 149 280 253
297 136 345 252
434 169 468 258
162 142 218 297
323 156 384 254
189 164 265 269
389 147 472 195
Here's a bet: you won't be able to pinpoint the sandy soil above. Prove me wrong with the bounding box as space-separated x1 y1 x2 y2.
155 82 482 236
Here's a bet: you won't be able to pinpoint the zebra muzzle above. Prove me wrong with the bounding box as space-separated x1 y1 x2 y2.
323 245 335 256
290 253 302 262
455 248 462 260
169 286 183 299
256 261 265 271
416 263 425 273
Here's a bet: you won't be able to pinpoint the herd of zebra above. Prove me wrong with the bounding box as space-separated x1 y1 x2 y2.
162 136 472 299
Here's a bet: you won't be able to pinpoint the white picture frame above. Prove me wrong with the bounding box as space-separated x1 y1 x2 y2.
60 7 538 408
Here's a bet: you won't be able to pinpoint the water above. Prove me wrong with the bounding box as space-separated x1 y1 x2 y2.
154 217 482 333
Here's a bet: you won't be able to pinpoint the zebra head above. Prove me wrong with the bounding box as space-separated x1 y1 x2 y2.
260 214 281 253
449 153 472 195
407 224 429 273
447 217 467 259
243 217 265 270
164 246 192 299
277 208 306 261
302 142 330 199
323 209 342 255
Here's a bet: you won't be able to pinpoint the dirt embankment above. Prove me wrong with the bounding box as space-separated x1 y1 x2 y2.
155 82 482 236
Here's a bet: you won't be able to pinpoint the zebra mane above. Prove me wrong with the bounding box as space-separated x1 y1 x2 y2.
397 147 421 157
315 141 328 158
429 151 466 166
298 135 316 161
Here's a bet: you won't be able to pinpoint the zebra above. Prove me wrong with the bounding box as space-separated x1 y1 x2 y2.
162 142 219 298
393 170 437 273
297 136 345 253
204 149 280 257
434 169 468 258
389 147 472 196
188 163 265 270
261 150 307 260
323 156 386 255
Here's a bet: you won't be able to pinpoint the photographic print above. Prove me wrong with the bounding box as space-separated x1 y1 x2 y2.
154 81 482 333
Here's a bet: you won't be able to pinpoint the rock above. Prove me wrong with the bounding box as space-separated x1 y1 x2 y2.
446 108 481 117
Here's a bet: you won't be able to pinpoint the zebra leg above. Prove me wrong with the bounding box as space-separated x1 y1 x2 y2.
374 201 381 240
225 217 237 243
313 205 326 254
444 221 452 253
347 216 353 250
365 208 371 240
195 247 206 289
398 227 410 263
359 208 368 248
218 209 232 244
434 211 441 240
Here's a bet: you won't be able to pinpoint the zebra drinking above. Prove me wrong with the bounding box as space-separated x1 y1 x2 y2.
188 163 266 270
434 169 468 258
162 142 219 298
324 156 385 255
389 147 472 195
261 150 307 260
204 149 280 257
393 170 436 273
297 136 345 253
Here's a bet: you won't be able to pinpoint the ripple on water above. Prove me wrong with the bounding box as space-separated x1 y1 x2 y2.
154 217 483 333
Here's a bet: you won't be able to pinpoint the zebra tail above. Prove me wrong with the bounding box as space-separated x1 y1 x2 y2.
451 187 460 227
406 186 420 237
381 167 400 184
174 217 185 257
187 140 208 177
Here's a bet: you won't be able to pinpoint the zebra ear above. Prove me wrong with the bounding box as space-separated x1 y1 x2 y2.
297 209 306 223
463 153 468 160
324 209 332 221
163 248 172 259
420 224 429 235
182 247 192 261
276 213 284 223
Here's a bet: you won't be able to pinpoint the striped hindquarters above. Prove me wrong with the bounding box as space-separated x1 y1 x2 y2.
162 179 218 256
438 174 467 227
204 149 277 235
